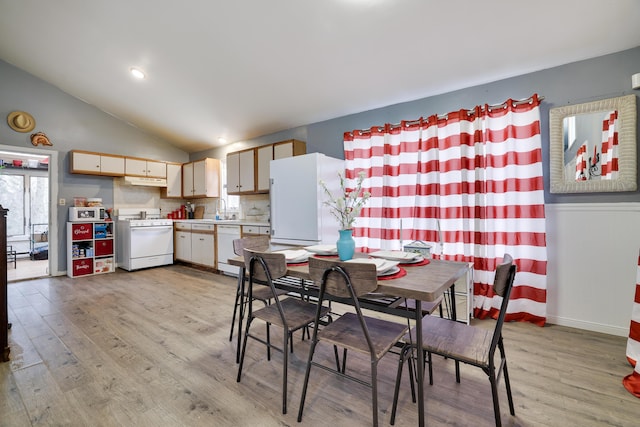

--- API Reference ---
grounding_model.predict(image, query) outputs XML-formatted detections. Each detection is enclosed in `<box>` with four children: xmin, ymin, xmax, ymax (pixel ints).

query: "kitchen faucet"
<box><xmin>217</xmin><ymin>198</ymin><xmax>227</xmax><ymax>220</ymax></box>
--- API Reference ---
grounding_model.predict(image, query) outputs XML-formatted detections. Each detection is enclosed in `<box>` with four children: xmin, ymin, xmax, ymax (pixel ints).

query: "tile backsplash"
<box><xmin>114</xmin><ymin>180</ymin><xmax>270</xmax><ymax>221</ymax></box>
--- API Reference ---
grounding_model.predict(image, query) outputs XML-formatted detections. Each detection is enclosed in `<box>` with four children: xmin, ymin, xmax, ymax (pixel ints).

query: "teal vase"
<box><xmin>337</xmin><ymin>229</ymin><xmax>355</xmax><ymax>261</ymax></box>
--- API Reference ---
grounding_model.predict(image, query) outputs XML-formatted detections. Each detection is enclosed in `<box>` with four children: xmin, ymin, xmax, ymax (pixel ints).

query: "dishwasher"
<box><xmin>217</xmin><ymin>224</ymin><xmax>241</xmax><ymax>275</ymax></box>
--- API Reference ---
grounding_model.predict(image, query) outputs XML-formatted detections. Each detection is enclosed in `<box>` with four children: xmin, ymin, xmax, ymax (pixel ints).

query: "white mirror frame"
<box><xmin>549</xmin><ymin>94</ymin><xmax>637</xmax><ymax>193</ymax></box>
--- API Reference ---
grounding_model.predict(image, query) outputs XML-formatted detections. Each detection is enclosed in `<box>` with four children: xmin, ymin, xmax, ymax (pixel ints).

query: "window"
<box><xmin>0</xmin><ymin>174</ymin><xmax>25</xmax><ymax>237</ymax></box>
<box><xmin>0</xmin><ymin>169</ymin><xmax>48</xmax><ymax>238</ymax></box>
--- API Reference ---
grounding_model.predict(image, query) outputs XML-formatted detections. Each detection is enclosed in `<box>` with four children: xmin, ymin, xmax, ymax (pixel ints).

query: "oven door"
<box><xmin>130</xmin><ymin>225</ymin><xmax>174</xmax><ymax>258</ymax></box>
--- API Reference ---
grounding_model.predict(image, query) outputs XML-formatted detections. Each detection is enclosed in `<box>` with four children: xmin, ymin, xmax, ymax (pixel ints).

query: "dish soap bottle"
<box><xmin>215</xmin><ymin>210</ymin><xmax>220</xmax><ymax>220</ymax></box>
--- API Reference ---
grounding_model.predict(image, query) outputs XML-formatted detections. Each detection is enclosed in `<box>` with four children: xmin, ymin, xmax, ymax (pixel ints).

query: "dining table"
<box><xmin>228</xmin><ymin>249</ymin><xmax>471</xmax><ymax>427</ymax></box>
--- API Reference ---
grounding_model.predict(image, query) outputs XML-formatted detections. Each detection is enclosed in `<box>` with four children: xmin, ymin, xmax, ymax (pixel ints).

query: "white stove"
<box><xmin>117</xmin><ymin>208</ymin><xmax>174</xmax><ymax>271</ymax></box>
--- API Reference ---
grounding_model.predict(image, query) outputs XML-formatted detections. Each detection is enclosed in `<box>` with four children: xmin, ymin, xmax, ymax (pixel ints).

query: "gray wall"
<box><xmin>2</xmin><ymin>46</ymin><xmax>639</xmax><ymax>274</ymax></box>
<box><xmin>197</xmin><ymin>46</ymin><xmax>640</xmax><ymax>204</ymax></box>
<box><xmin>0</xmin><ymin>59</ymin><xmax>189</xmax><ymax>272</ymax></box>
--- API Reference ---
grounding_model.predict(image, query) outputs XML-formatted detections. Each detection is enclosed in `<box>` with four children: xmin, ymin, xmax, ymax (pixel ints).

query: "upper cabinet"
<box><xmin>125</xmin><ymin>157</ymin><xmax>167</xmax><ymax>178</ymax></box>
<box><xmin>163</xmin><ymin>162</ymin><xmax>183</xmax><ymax>198</ymax></box>
<box><xmin>227</xmin><ymin>139</ymin><xmax>306</xmax><ymax>195</ymax></box>
<box><xmin>183</xmin><ymin>158</ymin><xmax>220</xmax><ymax>198</ymax></box>
<box><xmin>256</xmin><ymin>145</ymin><xmax>273</xmax><ymax>192</ymax></box>
<box><xmin>227</xmin><ymin>149</ymin><xmax>255</xmax><ymax>194</ymax></box>
<box><xmin>273</xmin><ymin>139</ymin><xmax>306</xmax><ymax>160</ymax></box>
<box><xmin>70</xmin><ymin>150</ymin><xmax>125</xmax><ymax>176</ymax></box>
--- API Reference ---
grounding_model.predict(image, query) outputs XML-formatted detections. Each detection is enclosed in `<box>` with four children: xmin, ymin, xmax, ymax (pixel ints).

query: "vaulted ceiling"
<box><xmin>1</xmin><ymin>0</ymin><xmax>639</xmax><ymax>152</ymax></box>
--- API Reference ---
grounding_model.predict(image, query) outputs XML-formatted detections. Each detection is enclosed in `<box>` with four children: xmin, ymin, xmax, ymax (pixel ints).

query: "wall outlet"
<box><xmin>59</xmin><ymin>198</ymin><xmax>66</xmax><ymax>206</ymax></box>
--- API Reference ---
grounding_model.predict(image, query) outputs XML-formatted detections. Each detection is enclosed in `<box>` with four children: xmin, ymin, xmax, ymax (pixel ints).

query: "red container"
<box><xmin>72</xmin><ymin>259</ymin><xmax>93</xmax><ymax>276</ymax></box>
<box><xmin>71</xmin><ymin>223</ymin><xmax>93</xmax><ymax>240</ymax></box>
<box><xmin>95</xmin><ymin>240</ymin><xmax>113</xmax><ymax>256</ymax></box>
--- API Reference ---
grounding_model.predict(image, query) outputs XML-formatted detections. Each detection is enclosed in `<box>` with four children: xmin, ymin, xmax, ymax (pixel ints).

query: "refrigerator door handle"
<box><xmin>270</xmin><ymin>177</ymin><xmax>276</xmax><ymax>237</ymax></box>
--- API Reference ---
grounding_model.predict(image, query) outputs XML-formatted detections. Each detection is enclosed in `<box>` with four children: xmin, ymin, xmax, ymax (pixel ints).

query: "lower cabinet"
<box><xmin>174</xmin><ymin>222</ymin><xmax>216</xmax><ymax>268</ymax></box>
<box><xmin>175</xmin><ymin>226</ymin><xmax>192</xmax><ymax>262</ymax></box>
<box><xmin>191</xmin><ymin>224</ymin><xmax>216</xmax><ymax>268</ymax></box>
<box><xmin>241</xmin><ymin>225</ymin><xmax>270</xmax><ymax>236</ymax></box>
<box><xmin>67</xmin><ymin>221</ymin><xmax>115</xmax><ymax>278</ymax></box>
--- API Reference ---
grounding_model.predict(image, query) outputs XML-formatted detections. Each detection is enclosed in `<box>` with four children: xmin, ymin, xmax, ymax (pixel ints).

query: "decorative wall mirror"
<box><xmin>549</xmin><ymin>94</ymin><xmax>637</xmax><ymax>193</ymax></box>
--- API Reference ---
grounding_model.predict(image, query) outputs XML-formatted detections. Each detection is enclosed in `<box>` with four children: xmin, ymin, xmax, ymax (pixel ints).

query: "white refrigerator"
<box><xmin>270</xmin><ymin>153</ymin><xmax>344</xmax><ymax>246</ymax></box>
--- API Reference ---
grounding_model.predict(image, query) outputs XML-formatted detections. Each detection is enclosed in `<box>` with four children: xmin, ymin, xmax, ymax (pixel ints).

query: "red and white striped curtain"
<box><xmin>344</xmin><ymin>94</ymin><xmax>547</xmax><ymax>325</ymax></box>
<box><xmin>624</xmin><ymin>251</ymin><xmax>640</xmax><ymax>397</ymax></box>
<box><xmin>600</xmin><ymin>111</ymin><xmax>619</xmax><ymax>180</ymax></box>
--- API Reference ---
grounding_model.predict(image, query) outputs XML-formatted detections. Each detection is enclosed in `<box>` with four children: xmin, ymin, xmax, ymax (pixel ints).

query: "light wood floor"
<box><xmin>1</xmin><ymin>265</ymin><xmax>638</xmax><ymax>426</ymax></box>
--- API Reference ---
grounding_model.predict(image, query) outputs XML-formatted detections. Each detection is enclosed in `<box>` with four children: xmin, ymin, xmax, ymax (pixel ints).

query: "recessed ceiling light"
<box><xmin>217</xmin><ymin>137</ymin><xmax>227</xmax><ymax>144</ymax></box>
<box><xmin>130</xmin><ymin>67</ymin><xmax>146</xmax><ymax>79</ymax></box>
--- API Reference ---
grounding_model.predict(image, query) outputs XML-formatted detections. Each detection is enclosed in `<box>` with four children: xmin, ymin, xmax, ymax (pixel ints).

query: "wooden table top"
<box><xmin>229</xmin><ymin>252</ymin><xmax>470</xmax><ymax>303</ymax></box>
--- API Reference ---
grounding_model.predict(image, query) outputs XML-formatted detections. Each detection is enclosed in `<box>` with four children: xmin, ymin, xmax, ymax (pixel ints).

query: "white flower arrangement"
<box><xmin>320</xmin><ymin>171</ymin><xmax>371</xmax><ymax>230</ymax></box>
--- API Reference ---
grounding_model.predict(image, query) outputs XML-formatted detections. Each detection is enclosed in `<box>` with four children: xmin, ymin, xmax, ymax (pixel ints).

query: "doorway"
<box><xmin>1</xmin><ymin>147</ymin><xmax>52</xmax><ymax>281</ymax></box>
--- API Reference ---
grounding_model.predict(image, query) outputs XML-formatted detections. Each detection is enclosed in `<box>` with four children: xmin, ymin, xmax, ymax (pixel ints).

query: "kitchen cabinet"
<box><xmin>273</xmin><ymin>139</ymin><xmax>306</xmax><ymax>160</ymax></box>
<box><xmin>67</xmin><ymin>221</ymin><xmax>115</xmax><ymax>278</ymax></box>
<box><xmin>227</xmin><ymin>140</ymin><xmax>306</xmax><ymax>195</ymax></box>
<box><xmin>70</xmin><ymin>150</ymin><xmax>125</xmax><ymax>176</ymax></box>
<box><xmin>174</xmin><ymin>222</ymin><xmax>216</xmax><ymax>268</ymax></box>
<box><xmin>182</xmin><ymin>158</ymin><xmax>221</xmax><ymax>198</ymax></box>
<box><xmin>256</xmin><ymin>145</ymin><xmax>273</xmax><ymax>192</ymax></box>
<box><xmin>227</xmin><ymin>149</ymin><xmax>255</xmax><ymax>194</ymax></box>
<box><xmin>174</xmin><ymin>223</ymin><xmax>192</xmax><ymax>262</ymax></box>
<box><xmin>242</xmin><ymin>225</ymin><xmax>270</xmax><ymax>236</ymax></box>
<box><xmin>163</xmin><ymin>162</ymin><xmax>182</xmax><ymax>198</ymax></box>
<box><xmin>125</xmin><ymin>157</ymin><xmax>167</xmax><ymax>178</ymax></box>
<box><xmin>191</xmin><ymin>224</ymin><xmax>216</xmax><ymax>268</ymax></box>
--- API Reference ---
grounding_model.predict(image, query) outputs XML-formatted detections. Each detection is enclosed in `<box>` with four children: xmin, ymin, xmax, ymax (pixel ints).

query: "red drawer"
<box><xmin>71</xmin><ymin>223</ymin><xmax>93</xmax><ymax>241</ymax></box>
<box><xmin>95</xmin><ymin>239</ymin><xmax>113</xmax><ymax>256</ymax></box>
<box><xmin>72</xmin><ymin>258</ymin><xmax>93</xmax><ymax>276</ymax></box>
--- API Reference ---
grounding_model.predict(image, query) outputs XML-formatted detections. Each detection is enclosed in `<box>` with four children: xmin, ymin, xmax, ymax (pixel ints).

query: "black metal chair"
<box><xmin>7</xmin><ymin>245</ymin><xmax>16</xmax><ymax>269</ymax></box>
<box><xmin>297</xmin><ymin>256</ymin><xmax>409</xmax><ymax>427</ymax></box>
<box><xmin>236</xmin><ymin>249</ymin><xmax>330</xmax><ymax>415</ymax></box>
<box><xmin>390</xmin><ymin>254</ymin><xmax>517</xmax><ymax>427</ymax></box>
<box><xmin>228</xmin><ymin>236</ymin><xmax>286</xmax><ymax>347</ymax></box>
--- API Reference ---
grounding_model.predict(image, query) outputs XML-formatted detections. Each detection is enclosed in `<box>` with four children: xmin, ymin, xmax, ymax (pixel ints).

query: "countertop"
<box><xmin>172</xmin><ymin>219</ymin><xmax>270</xmax><ymax>227</ymax></box>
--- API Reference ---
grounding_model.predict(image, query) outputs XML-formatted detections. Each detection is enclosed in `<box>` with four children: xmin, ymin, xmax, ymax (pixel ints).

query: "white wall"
<box><xmin>546</xmin><ymin>203</ymin><xmax>639</xmax><ymax>336</ymax></box>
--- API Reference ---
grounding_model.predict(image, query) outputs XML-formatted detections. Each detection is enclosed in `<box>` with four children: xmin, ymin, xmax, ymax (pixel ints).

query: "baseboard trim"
<box><xmin>547</xmin><ymin>315</ymin><xmax>629</xmax><ymax>337</ymax></box>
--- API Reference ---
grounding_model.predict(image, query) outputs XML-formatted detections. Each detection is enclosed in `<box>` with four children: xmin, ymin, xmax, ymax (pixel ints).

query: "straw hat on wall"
<box><xmin>7</xmin><ymin>111</ymin><xmax>36</xmax><ymax>133</ymax></box>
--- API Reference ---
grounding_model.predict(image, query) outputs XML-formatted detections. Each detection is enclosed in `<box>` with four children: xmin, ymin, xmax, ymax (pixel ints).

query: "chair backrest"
<box><xmin>489</xmin><ymin>254</ymin><xmax>517</xmax><ymax>353</ymax></box>
<box><xmin>242</xmin><ymin>248</ymin><xmax>288</xmax><ymax>282</ymax></box>
<box><xmin>308</xmin><ymin>257</ymin><xmax>378</xmax><ymax>299</ymax></box>
<box><xmin>233</xmin><ymin>236</ymin><xmax>270</xmax><ymax>257</ymax></box>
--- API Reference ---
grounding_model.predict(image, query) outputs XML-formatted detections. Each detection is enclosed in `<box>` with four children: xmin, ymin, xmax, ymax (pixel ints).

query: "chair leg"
<box><xmin>236</xmin><ymin>316</ymin><xmax>253</xmax><ymax>382</ymax></box>
<box><xmin>340</xmin><ymin>348</ymin><xmax>348</xmax><ymax>374</ymax></box>
<box><xmin>282</xmin><ymin>328</ymin><xmax>288</xmax><ymax>414</ymax></box>
<box><xmin>297</xmin><ymin>336</ymin><xmax>319</xmax><ymax>422</ymax></box>
<box><xmin>489</xmin><ymin>369</ymin><xmax>502</xmax><ymax>427</ymax></box>
<box><xmin>266</xmin><ymin>322</ymin><xmax>271</xmax><ymax>360</ymax></box>
<box><xmin>333</xmin><ymin>345</ymin><xmax>341</xmax><ymax>371</ymax></box>
<box><xmin>408</xmin><ymin>351</ymin><xmax>417</xmax><ymax>401</ymax></box>
<box><xmin>391</xmin><ymin>346</ymin><xmax>435</xmax><ymax>426</ymax></box>
<box><xmin>371</xmin><ymin>360</ymin><xmax>379</xmax><ymax>427</ymax></box>
<box><xmin>229</xmin><ymin>280</ymin><xmax>242</xmax><ymax>341</ymax></box>
<box><xmin>390</xmin><ymin>344</ymin><xmax>412</xmax><ymax>426</ymax></box>
<box><xmin>499</xmin><ymin>340</ymin><xmax>515</xmax><ymax>416</ymax></box>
